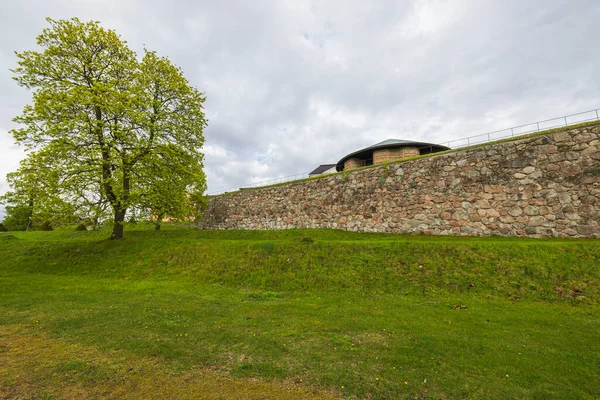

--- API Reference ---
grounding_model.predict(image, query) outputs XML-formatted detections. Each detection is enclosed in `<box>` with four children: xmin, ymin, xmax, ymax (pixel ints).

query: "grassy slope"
<box><xmin>1</xmin><ymin>225</ymin><xmax>599</xmax><ymax>399</ymax></box>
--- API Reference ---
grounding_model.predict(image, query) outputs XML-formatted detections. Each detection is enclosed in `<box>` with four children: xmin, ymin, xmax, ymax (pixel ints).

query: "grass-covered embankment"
<box><xmin>1</xmin><ymin>225</ymin><xmax>599</xmax><ymax>399</ymax></box>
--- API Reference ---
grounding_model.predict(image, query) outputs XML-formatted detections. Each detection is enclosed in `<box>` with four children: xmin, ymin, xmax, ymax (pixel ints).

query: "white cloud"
<box><xmin>401</xmin><ymin>0</ymin><xmax>468</xmax><ymax>38</ymax></box>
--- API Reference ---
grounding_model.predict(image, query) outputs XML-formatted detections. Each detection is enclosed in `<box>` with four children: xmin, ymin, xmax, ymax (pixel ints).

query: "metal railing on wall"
<box><xmin>209</xmin><ymin>172</ymin><xmax>311</xmax><ymax>195</ymax></box>
<box><xmin>208</xmin><ymin>108</ymin><xmax>600</xmax><ymax>195</ymax></box>
<box><xmin>440</xmin><ymin>108</ymin><xmax>600</xmax><ymax>148</ymax></box>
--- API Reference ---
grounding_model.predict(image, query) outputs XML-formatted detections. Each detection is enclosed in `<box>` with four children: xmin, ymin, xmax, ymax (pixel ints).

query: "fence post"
<box><xmin>564</xmin><ymin>116</ymin><xmax>568</xmax><ymax>126</ymax></box>
<box><xmin>596</xmin><ymin>109</ymin><xmax>599</xmax><ymax>120</ymax></box>
<box><xmin>536</xmin><ymin>122</ymin><xmax>540</xmax><ymax>132</ymax></box>
<box><xmin>511</xmin><ymin>128</ymin><xmax>514</xmax><ymax>137</ymax></box>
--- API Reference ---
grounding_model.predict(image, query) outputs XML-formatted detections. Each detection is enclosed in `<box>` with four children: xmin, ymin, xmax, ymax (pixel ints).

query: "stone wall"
<box><xmin>344</xmin><ymin>157</ymin><xmax>361</xmax><ymax>170</ymax></box>
<box><xmin>373</xmin><ymin>147</ymin><xmax>419</xmax><ymax>164</ymax></box>
<box><xmin>200</xmin><ymin>123</ymin><xmax>600</xmax><ymax>237</ymax></box>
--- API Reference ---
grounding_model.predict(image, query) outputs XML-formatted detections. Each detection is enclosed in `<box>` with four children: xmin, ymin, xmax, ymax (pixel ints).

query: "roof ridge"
<box><xmin>367</xmin><ymin>138</ymin><xmax>414</xmax><ymax>148</ymax></box>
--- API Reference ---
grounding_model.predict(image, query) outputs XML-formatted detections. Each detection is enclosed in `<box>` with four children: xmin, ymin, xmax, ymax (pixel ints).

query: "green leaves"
<box><xmin>7</xmin><ymin>17</ymin><xmax>208</xmax><ymax>238</ymax></box>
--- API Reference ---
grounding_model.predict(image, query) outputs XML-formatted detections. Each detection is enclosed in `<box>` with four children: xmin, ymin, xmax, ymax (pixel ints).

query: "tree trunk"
<box><xmin>111</xmin><ymin>208</ymin><xmax>126</xmax><ymax>239</ymax></box>
<box><xmin>25</xmin><ymin>198</ymin><xmax>34</xmax><ymax>232</ymax></box>
<box><xmin>111</xmin><ymin>169</ymin><xmax>131</xmax><ymax>240</ymax></box>
<box><xmin>155</xmin><ymin>213</ymin><xmax>164</xmax><ymax>231</ymax></box>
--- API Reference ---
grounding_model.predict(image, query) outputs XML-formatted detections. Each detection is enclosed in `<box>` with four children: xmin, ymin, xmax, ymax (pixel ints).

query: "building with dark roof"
<box><xmin>335</xmin><ymin>139</ymin><xmax>450</xmax><ymax>171</ymax></box>
<box><xmin>309</xmin><ymin>164</ymin><xmax>337</xmax><ymax>177</ymax></box>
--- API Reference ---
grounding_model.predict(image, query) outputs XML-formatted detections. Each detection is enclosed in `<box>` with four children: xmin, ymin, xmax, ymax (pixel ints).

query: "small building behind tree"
<box><xmin>309</xmin><ymin>139</ymin><xmax>450</xmax><ymax>175</ymax></box>
<box><xmin>308</xmin><ymin>164</ymin><xmax>337</xmax><ymax>177</ymax></box>
<box><xmin>335</xmin><ymin>139</ymin><xmax>450</xmax><ymax>171</ymax></box>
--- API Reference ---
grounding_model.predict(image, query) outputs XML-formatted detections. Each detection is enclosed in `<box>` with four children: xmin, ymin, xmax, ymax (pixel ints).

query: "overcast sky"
<box><xmin>1</xmin><ymin>0</ymin><xmax>600</xmax><ymax>216</ymax></box>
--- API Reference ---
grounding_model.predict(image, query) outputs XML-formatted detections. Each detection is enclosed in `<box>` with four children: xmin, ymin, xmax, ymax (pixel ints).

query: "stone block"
<box><xmin>477</xmin><ymin>209</ymin><xmax>500</xmax><ymax>217</ymax></box>
<box><xmin>374</xmin><ymin>147</ymin><xmax>419</xmax><ymax>164</ymax></box>
<box><xmin>523</xmin><ymin>205</ymin><xmax>540</xmax><ymax>216</ymax></box>
<box><xmin>562</xmin><ymin>164</ymin><xmax>581</xmax><ymax>176</ymax></box>
<box><xmin>553</xmin><ymin>132</ymin><xmax>572</xmax><ymax>142</ymax></box>
<box><xmin>344</xmin><ymin>157</ymin><xmax>362</xmax><ymax>170</ymax></box>
<box><xmin>528</xmin><ymin>216</ymin><xmax>546</xmax><ymax>227</ymax></box>
<box><xmin>484</xmin><ymin>184</ymin><xmax>503</xmax><ymax>193</ymax></box>
<box><xmin>474</xmin><ymin>199</ymin><xmax>491</xmax><ymax>209</ymax></box>
<box><xmin>558</xmin><ymin>192</ymin><xmax>572</xmax><ymax>204</ymax></box>
<box><xmin>581</xmin><ymin>196</ymin><xmax>597</xmax><ymax>205</ymax></box>
<box><xmin>508</xmin><ymin>206</ymin><xmax>523</xmax><ymax>217</ymax></box>
<box><xmin>577</xmin><ymin>225</ymin><xmax>598</xmax><ymax>235</ymax></box>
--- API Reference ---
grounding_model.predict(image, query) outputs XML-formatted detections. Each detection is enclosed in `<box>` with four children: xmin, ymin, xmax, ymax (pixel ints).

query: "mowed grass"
<box><xmin>0</xmin><ymin>225</ymin><xmax>599</xmax><ymax>399</ymax></box>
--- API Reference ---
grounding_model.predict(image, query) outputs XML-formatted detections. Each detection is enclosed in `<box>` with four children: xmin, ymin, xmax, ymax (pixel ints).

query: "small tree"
<box><xmin>0</xmin><ymin>151</ymin><xmax>75</xmax><ymax>230</ymax></box>
<box><xmin>10</xmin><ymin>18</ymin><xmax>207</xmax><ymax>239</ymax></box>
<box><xmin>1</xmin><ymin>205</ymin><xmax>33</xmax><ymax>231</ymax></box>
<box><xmin>136</xmin><ymin>145</ymin><xmax>206</xmax><ymax>230</ymax></box>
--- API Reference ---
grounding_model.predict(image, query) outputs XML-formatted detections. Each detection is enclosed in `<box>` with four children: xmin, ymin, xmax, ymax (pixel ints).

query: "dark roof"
<box><xmin>309</xmin><ymin>164</ymin><xmax>337</xmax><ymax>175</ymax></box>
<box><xmin>336</xmin><ymin>139</ymin><xmax>450</xmax><ymax>171</ymax></box>
<box><xmin>365</xmin><ymin>139</ymin><xmax>417</xmax><ymax>148</ymax></box>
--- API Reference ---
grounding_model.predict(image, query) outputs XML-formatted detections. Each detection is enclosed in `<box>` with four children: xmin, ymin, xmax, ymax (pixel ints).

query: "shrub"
<box><xmin>299</xmin><ymin>235</ymin><xmax>314</xmax><ymax>244</ymax></box>
<box><xmin>75</xmin><ymin>223</ymin><xmax>87</xmax><ymax>231</ymax></box>
<box><xmin>0</xmin><ymin>223</ymin><xmax>8</xmax><ymax>232</ymax></box>
<box><xmin>39</xmin><ymin>221</ymin><xmax>54</xmax><ymax>231</ymax></box>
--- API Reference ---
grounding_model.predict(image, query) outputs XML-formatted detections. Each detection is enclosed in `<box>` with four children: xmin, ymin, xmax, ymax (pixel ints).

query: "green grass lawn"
<box><xmin>1</xmin><ymin>225</ymin><xmax>599</xmax><ymax>399</ymax></box>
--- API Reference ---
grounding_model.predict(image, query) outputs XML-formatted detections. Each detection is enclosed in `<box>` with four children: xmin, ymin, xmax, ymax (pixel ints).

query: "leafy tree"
<box><xmin>0</xmin><ymin>151</ymin><xmax>76</xmax><ymax>229</ymax></box>
<box><xmin>10</xmin><ymin>18</ymin><xmax>207</xmax><ymax>239</ymax></box>
<box><xmin>1</xmin><ymin>205</ymin><xmax>32</xmax><ymax>231</ymax></box>
<box><xmin>136</xmin><ymin>145</ymin><xmax>206</xmax><ymax>230</ymax></box>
